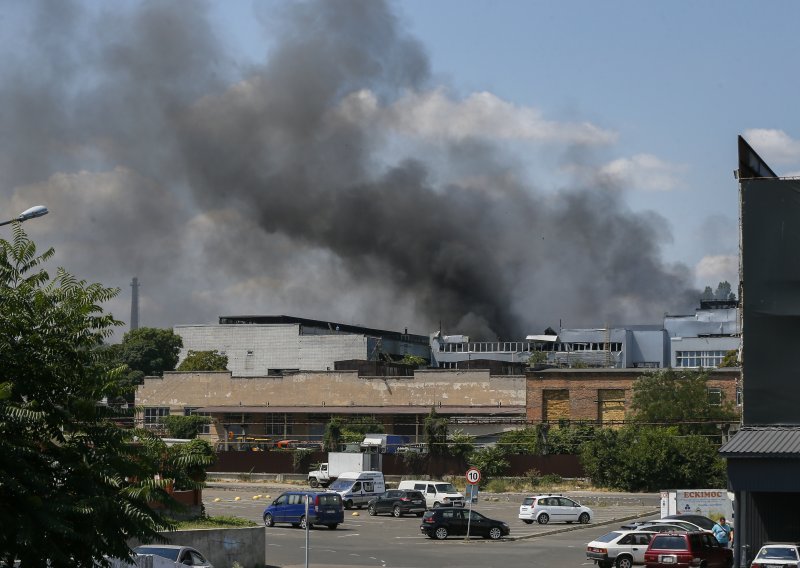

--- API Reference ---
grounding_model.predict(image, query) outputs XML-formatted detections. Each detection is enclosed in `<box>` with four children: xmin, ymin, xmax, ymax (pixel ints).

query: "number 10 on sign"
<box><xmin>466</xmin><ymin>467</ymin><xmax>481</xmax><ymax>485</ymax></box>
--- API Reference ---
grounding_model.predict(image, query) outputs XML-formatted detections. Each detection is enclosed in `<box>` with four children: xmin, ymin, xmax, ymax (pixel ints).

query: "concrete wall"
<box><xmin>130</xmin><ymin>527</ymin><xmax>265</xmax><ymax>568</ymax></box>
<box><xmin>138</xmin><ymin>369</ymin><xmax>525</xmax><ymax>410</ymax></box>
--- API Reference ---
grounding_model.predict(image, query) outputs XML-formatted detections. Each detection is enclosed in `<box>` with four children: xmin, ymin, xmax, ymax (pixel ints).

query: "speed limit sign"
<box><xmin>465</xmin><ymin>467</ymin><xmax>481</xmax><ymax>485</ymax></box>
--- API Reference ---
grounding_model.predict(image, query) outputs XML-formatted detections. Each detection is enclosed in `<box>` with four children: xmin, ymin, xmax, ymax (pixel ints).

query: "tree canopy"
<box><xmin>0</xmin><ymin>226</ymin><xmax>174</xmax><ymax>566</ymax></box>
<box><xmin>176</xmin><ymin>349</ymin><xmax>228</xmax><ymax>372</ymax></box>
<box><xmin>630</xmin><ymin>369</ymin><xmax>738</xmax><ymax>436</ymax></box>
<box><xmin>115</xmin><ymin>327</ymin><xmax>183</xmax><ymax>377</ymax></box>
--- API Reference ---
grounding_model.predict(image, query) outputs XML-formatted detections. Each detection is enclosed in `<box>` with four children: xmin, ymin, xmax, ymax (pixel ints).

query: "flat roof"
<box><xmin>196</xmin><ymin>405</ymin><xmax>524</xmax><ymax>416</ymax></box>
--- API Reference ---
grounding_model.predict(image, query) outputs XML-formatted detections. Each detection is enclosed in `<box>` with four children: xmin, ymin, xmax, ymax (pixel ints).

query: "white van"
<box><xmin>327</xmin><ymin>471</ymin><xmax>386</xmax><ymax>509</ymax></box>
<box><xmin>397</xmin><ymin>479</ymin><xmax>464</xmax><ymax>508</ymax></box>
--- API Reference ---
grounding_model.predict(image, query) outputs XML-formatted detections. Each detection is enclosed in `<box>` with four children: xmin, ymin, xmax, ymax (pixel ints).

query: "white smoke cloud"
<box><xmin>695</xmin><ymin>254</ymin><xmax>738</xmax><ymax>288</ymax></box>
<box><xmin>339</xmin><ymin>88</ymin><xmax>618</xmax><ymax>145</ymax></box>
<box><xmin>743</xmin><ymin>128</ymin><xmax>800</xmax><ymax>166</ymax></box>
<box><xmin>599</xmin><ymin>154</ymin><xmax>686</xmax><ymax>192</ymax></box>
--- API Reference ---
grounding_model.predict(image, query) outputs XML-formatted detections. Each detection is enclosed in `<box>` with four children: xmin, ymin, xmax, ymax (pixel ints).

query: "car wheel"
<box><xmin>309</xmin><ymin>478</ymin><xmax>319</xmax><ymax>488</ymax></box>
<box><xmin>327</xmin><ymin>524</ymin><xmax>338</xmax><ymax>530</ymax></box>
<box><xmin>488</xmin><ymin>527</ymin><xmax>502</xmax><ymax>540</ymax></box>
<box><xmin>393</xmin><ymin>506</ymin><xmax>402</xmax><ymax>518</ymax></box>
<box><xmin>345</xmin><ymin>499</ymin><xmax>353</xmax><ymax>510</ymax></box>
<box><xmin>522</xmin><ymin>519</ymin><xmax>534</xmax><ymax>525</ymax></box>
<box><xmin>434</xmin><ymin>526</ymin><xmax>448</xmax><ymax>540</ymax></box>
<box><xmin>263</xmin><ymin>513</ymin><xmax>274</xmax><ymax>527</ymax></box>
<box><xmin>299</xmin><ymin>516</ymin><xmax>308</xmax><ymax>530</ymax></box>
<box><xmin>579</xmin><ymin>512</ymin><xmax>590</xmax><ymax>524</ymax></box>
<box><xmin>537</xmin><ymin>513</ymin><xmax>549</xmax><ymax>525</ymax></box>
<box><xmin>616</xmin><ymin>555</ymin><xmax>633</xmax><ymax>568</ymax></box>
<box><xmin>433</xmin><ymin>501</ymin><xmax>441</xmax><ymax>508</ymax></box>
<box><xmin>368</xmin><ymin>504</ymin><xmax>377</xmax><ymax>516</ymax></box>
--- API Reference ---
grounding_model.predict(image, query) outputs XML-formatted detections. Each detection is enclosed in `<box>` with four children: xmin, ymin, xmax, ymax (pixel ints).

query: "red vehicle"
<box><xmin>644</xmin><ymin>532</ymin><xmax>733</xmax><ymax>568</ymax></box>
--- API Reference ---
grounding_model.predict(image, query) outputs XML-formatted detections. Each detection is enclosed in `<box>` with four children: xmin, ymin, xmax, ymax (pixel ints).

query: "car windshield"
<box><xmin>435</xmin><ymin>483</ymin><xmax>457</xmax><ymax>493</ymax></box>
<box><xmin>328</xmin><ymin>480</ymin><xmax>353</xmax><ymax>491</ymax></box>
<box><xmin>134</xmin><ymin>547</ymin><xmax>180</xmax><ymax>561</ymax></box>
<box><xmin>522</xmin><ymin>497</ymin><xmax>534</xmax><ymax>506</ymax></box>
<box><xmin>594</xmin><ymin>532</ymin><xmax>623</xmax><ymax>543</ymax></box>
<box><xmin>317</xmin><ymin>494</ymin><xmax>341</xmax><ymax>506</ymax></box>
<box><xmin>757</xmin><ymin>547</ymin><xmax>799</xmax><ymax>560</ymax></box>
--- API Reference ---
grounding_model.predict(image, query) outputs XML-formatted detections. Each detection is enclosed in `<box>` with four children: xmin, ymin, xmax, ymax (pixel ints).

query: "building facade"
<box><xmin>174</xmin><ymin>315</ymin><xmax>430</xmax><ymax>377</ymax></box>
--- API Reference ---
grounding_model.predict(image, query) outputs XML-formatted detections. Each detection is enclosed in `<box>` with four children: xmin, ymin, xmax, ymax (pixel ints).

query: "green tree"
<box><xmin>630</xmin><ymin>369</ymin><xmax>738</xmax><ymax>436</ymax></box>
<box><xmin>447</xmin><ymin>429</ymin><xmax>475</xmax><ymax>460</ymax></box>
<box><xmin>117</xmin><ymin>327</ymin><xmax>183</xmax><ymax>379</ymax></box>
<box><xmin>160</xmin><ymin>414</ymin><xmax>212</xmax><ymax>439</ymax></box>
<box><xmin>323</xmin><ymin>417</ymin><xmax>345</xmax><ymax>451</ymax></box>
<box><xmin>546</xmin><ymin>421</ymin><xmax>599</xmax><ymax>454</ymax></box>
<box><xmin>497</xmin><ymin>426</ymin><xmax>542</xmax><ymax>454</ymax></box>
<box><xmin>0</xmin><ymin>226</ymin><xmax>173</xmax><ymax>566</ymax></box>
<box><xmin>718</xmin><ymin>350</ymin><xmax>740</xmax><ymax>368</ymax></box>
<box><xmin>714</xmin><ymin>281</ymin><xmax>734</xmax><ymax>301</ymax></box>
<box><xmin>424</xmin><ymin>407</ymin><xmax>449</xmax><ymax>457</ymax></box>
<box><xmin>700</xmin><ymin>286</ymin><xmax>714</xmax><ymax>300</ymax></box>
<box><xmin>527</xmin><ymin>351</ymin><xmax>547</xmax><ymax>367</ymax></box>
<box><xmin>581</xmin><ymin>425</ymin><xmax>726</xmax><ymax>491</ymax></box>
<box><xmin>468</xmin><ymin>446</ymin><xmax>509</xmax><ymax>487</ymax></box>
<box><xmin>177</xmin><ymin>350</ymin><xmax>228</xmax><ymax>372</ymax></box>
<box><xmin>398</xmin><ymin>354</ymin><xmax>427</xmax><ymax>368</ymax></box>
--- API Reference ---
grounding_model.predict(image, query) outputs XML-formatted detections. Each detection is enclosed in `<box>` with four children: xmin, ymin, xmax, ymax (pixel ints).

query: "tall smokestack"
<box><xmin>130</xmin><ymin>277</ymin><xmax>140</xmax><ymax>331</ymax></box>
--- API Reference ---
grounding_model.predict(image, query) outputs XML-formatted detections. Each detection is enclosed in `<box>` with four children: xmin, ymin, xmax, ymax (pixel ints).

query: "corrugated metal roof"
<box><xmin>719</xmin><ymin>426</ymin><xmax>800</xmax><ymax>456</ymax></box>
<box><xmin>196</xmin><ymin>405</ymin><xmax>524</xmax><ymax>416</ymax></box>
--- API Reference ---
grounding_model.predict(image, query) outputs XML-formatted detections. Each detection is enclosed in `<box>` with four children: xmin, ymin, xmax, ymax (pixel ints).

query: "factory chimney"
<box><xmin>130</xmin><ymin>277</ymin><xmax>140</xmax><ymax>331</ymax></box>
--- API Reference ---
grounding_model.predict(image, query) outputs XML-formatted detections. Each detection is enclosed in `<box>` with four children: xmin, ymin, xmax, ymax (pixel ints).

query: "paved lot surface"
<box><xmin>203</xmin><ymin>482</ymin><xmax>661</xmax><ymax>567</ymax></box>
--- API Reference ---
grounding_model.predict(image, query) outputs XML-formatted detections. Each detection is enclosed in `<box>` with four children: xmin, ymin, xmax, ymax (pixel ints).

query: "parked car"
<box><xmin>419</xmin><ymin>506</ymin><xmax>510</xmax><ymax>540</ymax></box>
<box><xmin>263</xmin><ymin>490</ymin><xmax>344</xmax><ymax>529</ymax></box>
<box><xmin>367</xmin><ymin>489</ymin><xmax>427</xmax><ymax>517</ymax></box>
<box><xmin>398</xmin><ymin>479</ymin><xmax>464</xmax><ymax>508</ymax></box>
<box><xmin>133</xmin><ymin>545</ymin><xmax>213</xmax><ymax>567</ymax></box>
<box><xmin>644</xmin><ymin>531</ymin><xmax>733</xmax><ymax>568</ymax></box>
<box><xmin>750</xmin><ymin>543</ymin><xmax>800</xmax><ymax>568</ymax></box>
<box><xmin>518</xmin><ymin>494</ymin><xmax>593</xmax><ymax>525</ymax></box>
<box><xmin>635</xmin><ymin>519</ymin><xmax>705</xmax><ymax>532</ymax></box>
<box><xmin>586</xmin><ymin>530</ymin><xmax>656</xmax><ymax>568</ymax></box>
<box><xmin>661</xmin><ymin>514</ymin><xmax>717</xmax><ymax>531</ymax></box>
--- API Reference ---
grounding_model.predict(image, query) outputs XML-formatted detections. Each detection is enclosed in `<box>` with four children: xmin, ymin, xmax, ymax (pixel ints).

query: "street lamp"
<box><xmin>0</xmin><ymin>205</ymin><xmax>49</xmax><ymax>227</ymax></box>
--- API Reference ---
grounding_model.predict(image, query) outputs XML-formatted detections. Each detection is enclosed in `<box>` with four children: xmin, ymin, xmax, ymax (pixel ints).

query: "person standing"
<box><xmin>712</xmin><ymin>516</ymin><xmax>733</xmax><ymax>547</ymax></box>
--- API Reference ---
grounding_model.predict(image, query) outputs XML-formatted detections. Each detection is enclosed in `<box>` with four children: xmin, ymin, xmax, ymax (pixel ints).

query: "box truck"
<box><xmin>660</xmin><ymin>489</ymin><xmax>734</xmax><ymax>521</ymax></box>
<box><xmin>308</xmin><ymin>452</ymin><xmax>380</xmax><ymax>487</ymax></box>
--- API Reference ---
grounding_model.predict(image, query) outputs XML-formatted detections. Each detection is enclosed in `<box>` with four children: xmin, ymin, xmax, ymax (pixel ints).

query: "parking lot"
<box><xmin>203</xmin><ymin>483</ymin><xmax>660</xmax><ymax>567</ymax></box>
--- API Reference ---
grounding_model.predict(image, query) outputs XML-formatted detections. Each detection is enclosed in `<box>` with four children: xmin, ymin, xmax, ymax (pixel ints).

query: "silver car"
<box><xmin>586</xmin><ymin>530</ymin><xmax>656</xmax><ymax>568</ymax></box>
<box><xmin>133</xmin><ymin>545</ymin><xmax>213</xmax><ymax>567</ymax></box>
<box><xmin>519</xmin><ymin>494</ymin><xmax>593</xmax><ymax>525</ymax></box>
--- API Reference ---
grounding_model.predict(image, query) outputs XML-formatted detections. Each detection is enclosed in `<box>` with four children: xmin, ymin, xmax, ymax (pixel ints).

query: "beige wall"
<box><xmin>137</xmin><ymin>369</ymin><xmax>525</xmax><ymax>410</ymax></box>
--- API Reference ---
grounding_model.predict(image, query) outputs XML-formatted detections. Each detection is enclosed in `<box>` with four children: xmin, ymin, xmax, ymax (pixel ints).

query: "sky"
<box><xmin>3</xmin><ymin>0</ymin><xmax>800</xmax><ymax>342</ymax></box>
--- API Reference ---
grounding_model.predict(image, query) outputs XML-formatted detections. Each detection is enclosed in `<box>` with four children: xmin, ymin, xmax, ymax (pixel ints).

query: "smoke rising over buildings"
<box><xmin>2</xmin><ymin>0</ymin><xmax>698</xmax><ymax>340</ymax></box>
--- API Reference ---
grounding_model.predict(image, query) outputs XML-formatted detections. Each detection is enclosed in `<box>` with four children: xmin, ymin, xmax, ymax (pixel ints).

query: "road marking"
<box><xmin>338</xmin><ymin>533</ymin><xmax>361</xmax><ymax>538</ymax></box>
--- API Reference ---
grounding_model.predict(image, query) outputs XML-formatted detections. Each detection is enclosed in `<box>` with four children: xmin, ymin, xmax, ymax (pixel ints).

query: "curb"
<box><xmin>506</xmin><ymin>510</ymin><xmax>660</xmax><ymax>541</ymax></box>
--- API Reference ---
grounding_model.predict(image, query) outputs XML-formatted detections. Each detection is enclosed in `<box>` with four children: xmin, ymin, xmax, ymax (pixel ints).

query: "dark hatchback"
<box><xmin>367</xmin><ymin>489</ymin><xmax>427</xmax><ymax>517</ymax></box>
<box><xmin>420</xmin><ymin>506</ymin><xmax>510</xmax><ymax>540</ymax></box>
<box><xmin>644</xmin><ymin>531</ymin><xmax>733</xmax><ymax>568</ymax></box>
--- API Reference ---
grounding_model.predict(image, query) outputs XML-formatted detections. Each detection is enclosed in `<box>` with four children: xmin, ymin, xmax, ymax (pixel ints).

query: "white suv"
<box><xmin>518</xmin><ymin>494</ymin><xmax>593</xmax><ymax>525</ymax></box>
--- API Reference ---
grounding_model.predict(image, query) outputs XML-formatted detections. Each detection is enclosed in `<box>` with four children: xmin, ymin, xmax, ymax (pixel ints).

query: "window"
<box><xmin>676</xmin><ymin>350</ymin><xmax>727</xmax><ymax>368</ymax></box>
<box><xmin>265</xmin><ymin>413</ymin><xmax>291</xmax><ymax>436</ymax></box>
<box><xmin>143</xmin><ymin>407</ymin><xmax>169</xmax><ymax>429</ymax></box>
<box><xmin>184</xmin><ymin>407</ymin><xmax>210</xmax><ymax>434</ymax></box>
<box><xmin>707</xmin><ymin>388</ymin><xmax>723</xmax><ymax>406</ymax></box>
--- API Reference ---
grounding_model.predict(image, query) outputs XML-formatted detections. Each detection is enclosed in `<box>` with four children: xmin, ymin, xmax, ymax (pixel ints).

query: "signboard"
<box><xmin>465</xmin><ymin>467</ymin><xmax>481</xmax><ymax>485</ymax></box>
<box><xmin>465</xmin><ymin>483</ymin><xmax>479</xmax><ymax>503</ymax></box>
<box><xmin>660</xmin><ymin>489</ymin><xmax>734</xmax><ymax>522</ymax></box>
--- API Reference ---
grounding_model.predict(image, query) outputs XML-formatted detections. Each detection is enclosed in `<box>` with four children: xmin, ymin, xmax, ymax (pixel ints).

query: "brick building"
<box><xmin>526</xmin><ymin>367</ymin><xmax>740</xmax><ymax>424</ymax></box>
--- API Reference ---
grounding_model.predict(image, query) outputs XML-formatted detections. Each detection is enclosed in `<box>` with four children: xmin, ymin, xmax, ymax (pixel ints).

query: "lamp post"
<box><xmin>0</xmin><ymin>205</ymin><xmax>49</xmax><ymax>227</ymax></box>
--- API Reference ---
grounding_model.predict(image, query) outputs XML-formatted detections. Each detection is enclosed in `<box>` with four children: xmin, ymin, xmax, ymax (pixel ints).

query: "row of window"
<box><xmin>675</xmin><ymin>350</ymin><xmax>728</xmax><ymax>368</ymax></box>
<box><xmin>438</xmin><ymin>342</ymin><xmax>623</xmax><ymax>353</ymax></box>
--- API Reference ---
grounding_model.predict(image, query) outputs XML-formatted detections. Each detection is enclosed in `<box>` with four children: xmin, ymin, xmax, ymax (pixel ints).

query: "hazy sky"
<box><xmin>3</xmin><ymin>0</ymin><xmax>798</xmax><ymax>341</ymax></box>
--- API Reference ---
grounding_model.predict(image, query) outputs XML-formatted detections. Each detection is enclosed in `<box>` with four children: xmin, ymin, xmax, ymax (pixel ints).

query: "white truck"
<box><xmin>660</xmin><ymin>489</ymin><xmax>734</xmax><ymax>521</ymax></box>
<box><xmin>308</xmin><ymin>452</ymin><xmax>380</xmax><ymax>487</ymax></box>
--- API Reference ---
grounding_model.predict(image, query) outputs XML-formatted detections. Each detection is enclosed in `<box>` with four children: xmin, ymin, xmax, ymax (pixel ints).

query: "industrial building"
<box><xmin>174</xmin><ymin>315</ymin><xmax>430</xmax><ymax>377</ymax></box>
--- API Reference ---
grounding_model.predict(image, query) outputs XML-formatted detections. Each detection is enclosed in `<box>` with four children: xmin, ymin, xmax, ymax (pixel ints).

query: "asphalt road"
<box><xmin>203</xmin><ymin>483</ymin><xmax>660</xmax><ymax>568</ymax></box>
